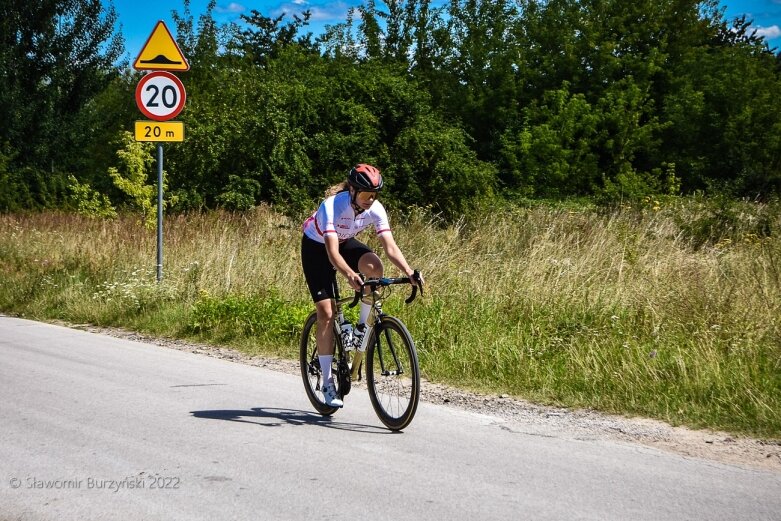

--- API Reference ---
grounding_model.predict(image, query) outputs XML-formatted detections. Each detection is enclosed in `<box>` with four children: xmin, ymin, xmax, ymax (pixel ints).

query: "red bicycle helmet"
<box><xmin>348</xmin><ymin>164</ymin><xmax>384</xmax><ymax>191</ymax></box>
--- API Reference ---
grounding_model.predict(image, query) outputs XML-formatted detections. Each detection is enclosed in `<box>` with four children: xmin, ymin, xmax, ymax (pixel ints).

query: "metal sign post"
<box><xmin>157</xmin><ymin>144</ymin><xmax>164</xmax><ymax>282</ymax></box>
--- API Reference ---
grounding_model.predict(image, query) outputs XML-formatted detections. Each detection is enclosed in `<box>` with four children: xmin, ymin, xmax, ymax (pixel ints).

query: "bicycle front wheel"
<box><xmin>300</xmin><ymin>311</ymin><xmax>339</xmax><ymax>416</ymax></box>
<box><xmin>366</xmin><ymin>316</ymin><xmax>420</xmax><ymax>431</ymax></box>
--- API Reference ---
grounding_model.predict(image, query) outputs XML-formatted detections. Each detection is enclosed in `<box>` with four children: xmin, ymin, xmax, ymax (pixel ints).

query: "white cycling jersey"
<box><xmin>302</xmin><ymin>190</ymin><xmax>391</xmax><ymax>244</ymax></box>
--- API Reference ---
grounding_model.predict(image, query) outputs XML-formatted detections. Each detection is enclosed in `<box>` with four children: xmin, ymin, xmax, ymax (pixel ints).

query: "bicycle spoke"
<box><xmin>382</xmin><ymin>326</ymin><xmax>405</xmax><ymax>375</ymax></box>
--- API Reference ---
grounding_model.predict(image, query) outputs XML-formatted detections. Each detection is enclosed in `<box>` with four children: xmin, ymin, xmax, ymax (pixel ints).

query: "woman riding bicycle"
<box><xmin>301</xmin><ymin>163</ymin><xmax>424</xmax><ymax>408</ymax></box>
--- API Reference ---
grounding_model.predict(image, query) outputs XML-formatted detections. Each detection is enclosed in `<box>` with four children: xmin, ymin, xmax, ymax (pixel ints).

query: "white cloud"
<box><xmin>308</xmin><ymin>6</ymin><xmax>352</xmax><ymax>22</ymax></box>
<box><xmin>215</xmin><ymin>2</ymin><xmax>247</xmax><ymax>14</ymax></box>
<box><xmin>755</xmin><ymin>25</ymin><xmax>781</xmax><ymax>40</ymax></box>
<box><xmin>273</xmin><ymin>1</ymin><xmax>352</xmax><ymax>22</ymax></box>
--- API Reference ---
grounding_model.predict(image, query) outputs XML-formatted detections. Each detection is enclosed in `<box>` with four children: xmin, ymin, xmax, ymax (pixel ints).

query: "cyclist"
<box><xmin>301</xmin><ymin>163</ymin><xmax>424</xmax><ymax>407</ymax></box>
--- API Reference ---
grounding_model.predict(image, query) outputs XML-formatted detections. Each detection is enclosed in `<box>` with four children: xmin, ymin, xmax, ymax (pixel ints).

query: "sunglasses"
<box><xmin>355</xmin><ymin>191</ymin><xmax>379</xmax><ymax>202</ymax></box>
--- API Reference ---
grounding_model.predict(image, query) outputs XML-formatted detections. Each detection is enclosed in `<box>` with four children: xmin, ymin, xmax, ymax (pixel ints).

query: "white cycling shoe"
<box><xmin>321</xmin><ymin>379</ymin><xmax>344</xmax><ymax>408</ymax></box>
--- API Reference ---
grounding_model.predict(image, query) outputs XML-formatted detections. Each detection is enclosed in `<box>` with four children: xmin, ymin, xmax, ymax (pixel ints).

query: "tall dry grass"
<box><xmin>1</xmin><ymin>198</ymin><xmax>779</xmax><ymax>437</ymax></box>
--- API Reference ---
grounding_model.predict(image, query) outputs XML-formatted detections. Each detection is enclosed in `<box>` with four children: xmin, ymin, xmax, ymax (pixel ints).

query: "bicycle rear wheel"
<box><xmin>300</xmin><ymin>311</ymin><xmax>340</xmax><ymax>415</ymax></box>
<box><xmin>366</xmin><ymin>316</ymin><xmax>420</xmax><ymax>431</ymax></box>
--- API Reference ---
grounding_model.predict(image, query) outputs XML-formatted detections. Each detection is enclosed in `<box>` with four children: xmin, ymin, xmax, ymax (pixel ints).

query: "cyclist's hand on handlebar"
<box><xmin>346</xmin><ymin>271</ymin><xmax>364</xmax><ymax>292</ymax></box>
<box><xmin>409</xmin><ymin>269</ymin><xmax>424</xmax><ymax>290</ymax></box>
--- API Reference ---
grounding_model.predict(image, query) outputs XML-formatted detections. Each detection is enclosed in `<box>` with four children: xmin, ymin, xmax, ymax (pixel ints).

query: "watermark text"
<box><xmin>8</xmin><ymin>474</ymin><xmax>181</xmax><ymax>493</ymax></box>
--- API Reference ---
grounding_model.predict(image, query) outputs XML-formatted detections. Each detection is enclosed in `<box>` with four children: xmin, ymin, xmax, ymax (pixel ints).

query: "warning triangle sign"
<box><xmin>133</xmin><ymin>21</ymin><xmax>190</xmax><ymax>71</ymax></box>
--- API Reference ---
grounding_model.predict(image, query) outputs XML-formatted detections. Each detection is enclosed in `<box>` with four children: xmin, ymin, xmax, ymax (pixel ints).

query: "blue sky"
<box><xmin>110</xmin><ymin>0</ymin><xmax>781</xmax><ymax>63</ymax></box>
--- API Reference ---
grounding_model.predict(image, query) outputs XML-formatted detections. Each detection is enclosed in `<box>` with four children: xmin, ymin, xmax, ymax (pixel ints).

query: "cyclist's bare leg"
<box><xmin>315</xmin><ymin>298</ymin><xmax>340</xmax><ymax>394</ymax></box>
<box><xmin>315</xmin><ymin>299</ymin><xmax>336</xmax><ymax>356</ymax></box>
<box><xmin>314</xmin><ymin>298</ymin><xmax>343</xmax><ymax>406</ymax></box>
<box><xmin>358</xmin><ymin>252</ymin><xmax>383</xmax><ymax>278</ymax></box>
<box><xmin>357</xmin><ymin>252</ymin><xmax>383</xmax><ymax>326</ymax></box>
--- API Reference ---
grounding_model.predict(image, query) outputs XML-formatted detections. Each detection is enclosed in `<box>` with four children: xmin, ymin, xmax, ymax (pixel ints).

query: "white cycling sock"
<box><xmin>359</xmin><ymin>301</ymin><xmax>371</xmax><ymax>325</ymax></box>
<box><xmin>319</xmin><ymin>355</ymin><xmax>333</xmax><ymax>384</ymax></box>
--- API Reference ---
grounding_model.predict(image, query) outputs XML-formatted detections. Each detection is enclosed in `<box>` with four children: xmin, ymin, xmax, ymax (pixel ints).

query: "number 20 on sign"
<box><xmin>136</xmin><ymin>71</ymin><xmax>186</xmax><ymax>121</ymax></box>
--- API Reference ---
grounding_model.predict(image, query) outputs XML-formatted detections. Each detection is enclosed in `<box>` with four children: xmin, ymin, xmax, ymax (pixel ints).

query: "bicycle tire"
<box><xmin>299</xmin><ymin>311</ymin><xmax>339</xmax><ymax>416</ymax></box>
<box><xmin>366</xmin><ymin>316</ymin><xmax>420</xmax><ymax>431</ymax></box>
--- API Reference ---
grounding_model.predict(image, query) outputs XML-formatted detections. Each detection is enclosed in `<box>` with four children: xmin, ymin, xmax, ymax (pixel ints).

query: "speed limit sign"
<box><xmin>135</xmin><ymin>71</ymin><xmax>186</xmax><ymax>121</ymax></box>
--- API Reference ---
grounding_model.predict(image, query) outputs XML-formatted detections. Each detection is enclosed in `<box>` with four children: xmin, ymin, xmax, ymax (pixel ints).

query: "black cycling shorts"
<box><xmin>301</xmin><ymin>235</ymin><xmax>373</xmax><ymax>302</ymax></box>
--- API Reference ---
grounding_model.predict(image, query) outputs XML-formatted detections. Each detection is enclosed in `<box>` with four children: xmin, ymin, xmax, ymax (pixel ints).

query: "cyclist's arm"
<box><xmin>324</xmin><ymin>234</ymin><xmax>363</xmax><ymax>291</ymax></box>
<box><xmin>378</xmin><ymin>232</ymin><xmax>423</xmax><ymax>286</ymax></box>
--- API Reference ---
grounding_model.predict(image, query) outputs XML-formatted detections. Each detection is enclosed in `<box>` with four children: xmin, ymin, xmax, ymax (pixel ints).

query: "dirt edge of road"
<box><xmin>67</xmin><ymin>323</ymin><xmax>780</xmax><ymax>472</ymax></box>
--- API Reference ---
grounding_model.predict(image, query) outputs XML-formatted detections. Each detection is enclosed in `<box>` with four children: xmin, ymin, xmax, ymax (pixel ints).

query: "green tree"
<box><xmin>496</xmin><ymin>0</ymin><xmax>781</xmax><ymax>199</ymax></box>
<box><xmin>500</xmin><ymin>85</ymin><xmax>601</xmax><ymax>198</ymax></box>
<box><xmin>658</xmin><ymin>9</ymin><xmax>781</xmax><ymax>194</ymax></box>
<box><xmin>438</xmin><ymin>0</ymin><xmax>521</xmax><ymax>160</ymax></box>
<box><xmin>0</xmin><ymin>0</ymin><xmax>123</xmax><ymax>172</ymax></box>
<box><xmin>108</xmin><ymin>131</ymin><xmax>164</xmax><ymax>228</ymax></box>
<box><xmin>231</xmin><ymin>4</ymin><xmax>315</xmax><ymax>66</ymax></box>
<box><xmin>73</xmin><ymin>69</ymin><xmax>139</xmax><ymax>195</ymax></box>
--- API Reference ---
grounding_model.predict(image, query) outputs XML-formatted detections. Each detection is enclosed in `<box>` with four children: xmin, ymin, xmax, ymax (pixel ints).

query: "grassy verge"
<box><xmin>1</xmin><ymin>198</ymin><xmax>779</xmax><ymax>438</ymax></box>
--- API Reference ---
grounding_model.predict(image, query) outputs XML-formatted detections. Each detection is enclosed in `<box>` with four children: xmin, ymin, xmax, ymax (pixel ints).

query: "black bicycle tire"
<box><xmin>366</xmin><ymin>316</ymin><xmax>421</xmax><ymax>431</ymax></box>
<box><xmin>299</xmin><ymin>311</ymin><xmax>339</xmax><ymax>416</ymax></box>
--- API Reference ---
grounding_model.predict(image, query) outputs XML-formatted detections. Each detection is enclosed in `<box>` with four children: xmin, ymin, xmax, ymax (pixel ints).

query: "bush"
<box><xmin>216</xmin><ymin>175</ymin><xmax>261</xmax><ymax>211</ymax></box>
<box><xmin>0</xmin><ymin>165</ymin><xmax>69</xmax><ymax>212</ymax></box>
<box><xmin>66</xmin><ymin>175</ymin><xmax>117</xmax><ymax>218</ymax></box>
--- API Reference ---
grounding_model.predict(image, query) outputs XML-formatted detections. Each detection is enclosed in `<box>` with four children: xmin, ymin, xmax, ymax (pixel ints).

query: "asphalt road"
<box><xmin>1</xmin><ymin>316</ymin><xmax>779</xmax><ymax>521</ymax></box>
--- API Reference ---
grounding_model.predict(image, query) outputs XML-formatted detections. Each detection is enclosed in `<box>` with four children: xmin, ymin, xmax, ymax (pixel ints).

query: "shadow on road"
<box><xmin>190</xmin><ymin>407</ymin><xmax>391</xmax><ymax>434</ymax></box>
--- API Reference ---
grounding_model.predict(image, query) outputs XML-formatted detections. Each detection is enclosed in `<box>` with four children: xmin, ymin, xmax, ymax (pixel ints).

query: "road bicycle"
<box><xmin>299</xmin><ymin>275</ymin><xmax>422</xmax><ymax>431</ymax></box>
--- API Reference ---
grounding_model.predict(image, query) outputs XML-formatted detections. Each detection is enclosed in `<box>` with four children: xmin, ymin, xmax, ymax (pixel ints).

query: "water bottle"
<box><xmin>355</xmin><ymin>324</ymin><xmax>371</xmax><ymax>353</ymax></box>
<box><xmin>350</xmin><ymin>324</ymin><xmax>372</xmax><ymax>381</ymax></box>
<box><xmin>340</xmin><ymin>320</ymin><xmax>354</xmax><ymax>351</ymax></box>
